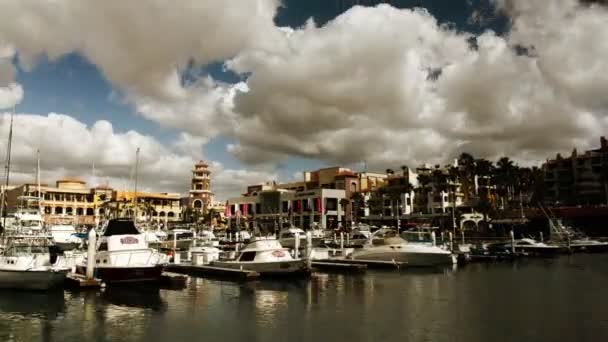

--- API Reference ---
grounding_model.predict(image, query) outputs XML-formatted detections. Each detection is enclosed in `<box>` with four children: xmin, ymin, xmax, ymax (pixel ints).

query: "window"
<box><xmin>86</xmin><ymin>208</ymin><xmax>94</xmax><ymax>215</ymax></box>
<box><xmin>239</xmin><ymin>251</ymin><xmax>256</xmax><ymax>262</ymax></box>
<box><xmin>76</xmin><ymin>208</ymin><xmax>84</xmax><ymax>216</ymax></box>
<box><xmin>406</xmin><ymin>198</ymin><xmax>411</xmax><ymax>205</ymax></box>
<box><xmin>55</xmin><ymin>207</ymin><xmax>63</xmax><ymax>214</ymax></box>
<box><xmin>193</xmin><ymin>200</ymin><xmax>202</xmax><ymax>209</ymax></box>
<box><xmin>196</xmin><ymin>184</ymin><xmax>203</xmax><ymax>190</ymax></box>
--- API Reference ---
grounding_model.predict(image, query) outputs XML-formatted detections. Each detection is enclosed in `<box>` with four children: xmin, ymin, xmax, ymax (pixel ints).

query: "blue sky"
<box><xmin>11</xmin><ymin>0</ymin><xmax>504</xmax><ymax>181</ymax></box>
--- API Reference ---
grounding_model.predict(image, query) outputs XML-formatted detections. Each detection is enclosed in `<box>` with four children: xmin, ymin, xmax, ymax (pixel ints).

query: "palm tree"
<box><xmin>386</xmin><ymin>180</ymin><xmax>413</xmax><ymax>231</ymax></box>
<box><xmin>401</xmin><ymin>165</ymin><xmax>409</xmax><ymax>176</ymax></box>
<box><xmin>416</xmin><ymin>173</ymin><xmax>432</xmax><ymax>213</ymax></box>
<box><xmin>496</xmin><ymin>157</ymin><xmax>517</xmax><ymax>207</ymax></box>
<box><xmin>458</xmin><ymin>153</ymin><xmax>476</xmax><ymax>202</ymax></box>
<box><xmin>350</xmin><ymin>192</ymin><xmax>365</xmax><ymax>224</ymax></box>
<box><xmin>385</xmin><ymin>168</ymin><xmax>394</xmax><ymax>176</ymax></box>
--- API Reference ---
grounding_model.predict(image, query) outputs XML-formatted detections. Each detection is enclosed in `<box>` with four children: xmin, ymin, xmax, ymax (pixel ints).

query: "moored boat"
<box><xmin>0</xmin><ymin>236</ymin><xmax>69</xmax><ymax>290</ymax></box>
<box><xmin>350</xmin><ymin>228</ymin><xmax>455</xmax><ymax>267</ymax></box>
<box><xmin>75</xmin><ymin>218</ymin><xmax>166</xmax><ymax>284</ymax></box>
<box><xmin>212</xmin><ymin>238</ymin><xmax>309</xmax><ymax>276</ymax></box>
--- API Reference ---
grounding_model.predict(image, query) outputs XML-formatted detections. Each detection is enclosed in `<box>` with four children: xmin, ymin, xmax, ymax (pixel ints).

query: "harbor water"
<box><xmin>1</xmin><ymin>254</ymin><xmax>607</xmax><ymax>342</ymax></box>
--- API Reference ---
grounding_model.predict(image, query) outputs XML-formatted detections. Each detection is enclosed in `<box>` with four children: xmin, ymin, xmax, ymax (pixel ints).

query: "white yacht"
<box><xmin>0</xmin><ymin>236</ymin><xmax>69</xmax><ymax>290</ymax></box>
<box><xmin>278</xmin><ymin>227</ymin><xmax>308</xmax><ymax>248</ymax></box>
<box><xmin>197</xmin><ymin>230</ymin><xmax>220</xmax><ymax>247</ymax></box>
<box><xmin>350</xmin><ymin>229</ymin><xmax>456</xmax><ymax>267</ymax></box>
<box><xmin>510</xmin><ymin>238</ymin><xmax>562</xmax><ymax>256</ymax></box>
<box><xmin>278</xmin><ymin>226</ymin><xmax>323</xmax><ymax>248</ymax></box>
<box><xmin>75</xmin><ymin>218</ymin><xmax>167</xmax><ymax>284</ymax></box>
<box><xmin>161</xmin><ymin>229</ymin><xmax>194</xmax><ymax>251</ymax></box>
<box><xmin>212</xmin><ymin>238</ymin><xmax>309</xmax><ymax>275</ymax></box>
<box><xmin>48</xmin><ymin>224</ymin><xmax>82</xmax><ymax>251</ymax></box>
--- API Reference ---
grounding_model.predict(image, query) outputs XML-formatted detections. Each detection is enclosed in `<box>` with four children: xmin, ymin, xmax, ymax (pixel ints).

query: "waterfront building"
<box><xmin>114</xmin><ymin>190</ymin><xmax>181</xmax><ymax>223</ymax></box>
<box><xmin>6</xmin><ymin>179</ymin><xmax>100</xmax><ymax>225</ymax></box>
<box><xmin>544</xmin><ymin>136</ymin><xmax>608</xmax><ymax>205</ymax></box>
<box><xmin>227</xmin><ymin>188</ymin><xmax>347</xmax><ymax>230</ymax></box>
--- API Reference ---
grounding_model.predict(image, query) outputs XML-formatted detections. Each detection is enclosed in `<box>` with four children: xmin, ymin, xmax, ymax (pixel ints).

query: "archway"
<box><xmin>193</xmin><ymin>200</ymin><xmax>202</xmax><ymax>209</ymax></box>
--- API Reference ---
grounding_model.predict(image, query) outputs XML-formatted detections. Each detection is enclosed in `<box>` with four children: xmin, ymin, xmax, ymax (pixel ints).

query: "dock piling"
<box><xmin>86</xmin><ymin>228</ymin><xmax>96</xmax><ymax>280</ymax></box>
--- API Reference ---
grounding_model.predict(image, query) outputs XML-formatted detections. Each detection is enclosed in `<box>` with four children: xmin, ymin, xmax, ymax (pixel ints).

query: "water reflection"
<box><xmin>1</xmin><ymin>256</ymin><xmax>607</xmax><ymax>341</ymax></box>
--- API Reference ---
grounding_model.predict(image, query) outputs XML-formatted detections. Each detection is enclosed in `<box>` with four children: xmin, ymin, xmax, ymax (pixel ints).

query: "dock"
<box><xmin>64</xmin><ymin>273</ymin><xmax>104</xmax><ymax>289</ymax></box>
<box><xmin>315</xmin><ymin>258</ymin><xmax>407</xmax><ymax>270</ymax></box>
<box><xmin>165</xmin><ymin>263</ymin><xmax>259</xmax><ymax>282</ymax></box>
<box><xmin>159</xmin><ymin>272</ymin><xmax>188</xmax><ymax>289</ymax></box>
<box><xmin>311</xmin><ymin>261</ymin><xmax>367</xmax><ymax>273</ymax></box>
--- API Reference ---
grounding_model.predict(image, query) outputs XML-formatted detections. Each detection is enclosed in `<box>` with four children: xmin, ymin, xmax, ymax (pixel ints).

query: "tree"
<box><xmin>385</xmin><ymin>168</ymin><xmax>394</xmax><ymax>176</ymax></box>
<box><xmin>458</xmin><ymin>153</ymin><xmax>476</xmax><ymax>202</ymax></box>
<box><xmin>350</xmin><ymin>192</ymin><xmax>365</xmax><ymax>224</ymax></box>
<box><xmin>495</xmin><ymin>157</ymin><xmax>517</xmax><ymax>207</ymax></box>
<box><xmin>385</xmin><ymin>180</ymin><xmax>413</xmax><ymax>230</ymax></box>
<box><xmin>401</xmin><ymin>165</ymin><xmax>409</xmax><ymax>176</ymax></box>
<box><xmin>416</xmin><ymin>173</ymin><xmax>432</xmax><ymax>213</ymax></box>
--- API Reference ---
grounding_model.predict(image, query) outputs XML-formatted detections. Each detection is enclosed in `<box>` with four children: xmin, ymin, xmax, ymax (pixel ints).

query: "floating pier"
<box><xmin>311</xmin><ymin>261</ymin><xmax>367</xmax><ymax>273</ymax></box>
<box><xmin>64</xmin><ymin>273</ymin><xmax>104</xmax><ymax>289</ymax></box>
<box><xmin>316</xmin><ymin>258</ymin><xmax>407</xmax><ymax>270</ymax></box>
<box><xmin>165</xmin><ymin>263</ymin><xmax>259</xmax><ymax>282</ymax></box>
<box><xmin>159</xmin><ymin>271</ymin><xmax>188</xmax><ymax>289</ymax></box>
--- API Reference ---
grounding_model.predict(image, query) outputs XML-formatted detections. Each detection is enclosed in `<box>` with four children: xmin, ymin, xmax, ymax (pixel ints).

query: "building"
<box><xmin>228</xmin><ymin>188</ymin><xmax>347</xmax><ymax>230</ymax></box>
<box><xmin>544</xmin><ymin>136</ymin><xmax>608</xmax><ymax>205</ymax></box>
<box><xmin>115</xmin><ymin>190</ymin><xmax>181</xmax><ymax>223</ymax></box>
<box><xmin>6</xmin><ymin>179</ymin><xmax>102</xmax><ymax>225</ymax></box>
<box><xmin>187</xmin><ymin>161</ymin><xmax>214</xmax><ymax>214</ymax></box>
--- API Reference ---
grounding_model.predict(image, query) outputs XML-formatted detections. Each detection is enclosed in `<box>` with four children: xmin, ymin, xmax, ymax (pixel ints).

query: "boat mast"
<box><xmin>1</xmin><ymin>107</ymin><xmax>15</xmax><ymax>230</ymax></box>
<box><xmin>37</xmin><ymin>149</ymin><xmax>41</xmax><ymax>213</ymax></box>
<box><xmin>133</xmin><ymin>147</ymin><xmax>140</xmax><ymax>220</ymax></box>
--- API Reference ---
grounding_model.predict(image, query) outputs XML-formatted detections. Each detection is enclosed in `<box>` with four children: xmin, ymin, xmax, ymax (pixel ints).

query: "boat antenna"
<box><xmin>1</xmin><ymin>106</ymin><xmax>15</xmax><ymax>230</ymax></box>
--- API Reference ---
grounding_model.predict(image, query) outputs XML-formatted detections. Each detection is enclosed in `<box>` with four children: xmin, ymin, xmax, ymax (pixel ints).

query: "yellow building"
<box><xmin>6</xmin><ymin>179</ymin><xmax>104</xmax><ymax>225</ymax></box>
<box><xmin>114</xmin><ymin>190</ymin><xmax>181</xmax><ymax>222</ymax></box>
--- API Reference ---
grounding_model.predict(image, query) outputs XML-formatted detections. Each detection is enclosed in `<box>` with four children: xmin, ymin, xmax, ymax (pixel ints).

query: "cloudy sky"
<box><xmin>0</xmin><ymin>0</ymin><xmax>607</xmax><ymax>200</ymax></box>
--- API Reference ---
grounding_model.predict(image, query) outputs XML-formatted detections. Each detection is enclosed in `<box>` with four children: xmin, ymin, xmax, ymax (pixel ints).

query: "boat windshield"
<box><xmin>20</xmin><ymin>220</ymin><xmax>42</xmax><ymax>228</ymax></box>
<box><xmin>4</xmin><ymin>245</ymin><xmax>49</xmax><ymax>256</ymax></box>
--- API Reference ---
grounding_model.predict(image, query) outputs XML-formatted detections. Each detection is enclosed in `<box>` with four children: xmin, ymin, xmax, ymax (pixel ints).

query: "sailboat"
<box><xmin>0</xmin><ymin>109</ymin><xmax>69</xmax><ymax>290</ymax></box>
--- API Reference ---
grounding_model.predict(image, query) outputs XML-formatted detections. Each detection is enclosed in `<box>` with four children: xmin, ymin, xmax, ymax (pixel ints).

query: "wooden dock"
<box><xmin>311</xmin><ymin>261</ymin><xmax>367</xmax><ymax>273</ymax></box>
<box><xmin>165</xmin><ymin>263</ymin><xmax>259</xmax><ymax>282</ymax></box>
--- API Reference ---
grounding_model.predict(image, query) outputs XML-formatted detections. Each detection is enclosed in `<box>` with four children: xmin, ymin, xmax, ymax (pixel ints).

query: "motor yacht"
<box><xmin>487</xmin><ymin>238</ymin><xmax>562</xmax><ymax>257</ymax></box>
<box><xmin>75</xmin><ymin>218</ymin><xmax>167</xmax><ymax>284</ymax></box>
<box><xmin>0</xmin><ymin>235</ymin><xmax>69</xmax><ymax>290</ymax></box>
<box><xmin>161</xmin><ymin>229</ymin><xmax>194</xmax><ymax>251</ymax></box>
<box><xmin>349</xmin><ymin>228</ymin><xmax>456</xmax><ymax>267</ymax></box>
<box><xmin>48</xmin><ymin>224</ymin><xmax>82</xmax><ymax>251</ymax></box>
<box><xmin>278</xmin><ymin>226</ymin><xmax>323</xmax><ymax>248</ymax></box>
<box><xmin>212</xmin><ymin>238</ymin><xmax>309</xmax><ymax>275</ymax></box>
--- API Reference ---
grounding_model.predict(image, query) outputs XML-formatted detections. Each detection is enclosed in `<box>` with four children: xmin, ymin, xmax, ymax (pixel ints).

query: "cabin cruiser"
<box><xmin>0</xmin><ymin>235</ymin><xmax>69</xmax><ymax>290</ymax></box>
<box><xmin>278</xmin><ymin>227</ymin><xmax>308</xmax><ymax>249</ymax></box>
<box><xmin>278</xmin><ymin>226</ymin><xmax>324</xmax><ymax>248</ymax></box>
<box><xmin>212</xmin><ymin>238</ymin><xmax>309</xmax><ymax>275</ymax></box>
<box><xmin>349</xmin><ymin>229</ymin><xmax>456</xmax><ymax>267</ymax></box>
<box><xmin>487</xmin><ymin>238</ymin><xmax>562</xmax><ymax>257</ymax></box>
<box><xmin>568</xmin><ymin>238</ymin><xmax>608</xmax><ymax>253</ymax></box>
<box><xmin>48</xmin><ymin>224</ymin><xmax>82</xmax><ymax>251</ymax></box>
<box><xmin>161</xmin><ymin>229</ymin><xmax>194</xmax><ymax>251</ymax></box>
<box><xmin>75</xmin><ymin>218</ymin><xmax>167</xmax><ymax>284</ymax></box>
<box><xmin>197</xmin><ymin>230</ymin><xmax>220</xmax><ymax>247</ymax></box>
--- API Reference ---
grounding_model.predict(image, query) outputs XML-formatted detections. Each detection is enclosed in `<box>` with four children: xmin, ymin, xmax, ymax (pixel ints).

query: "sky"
<box><xmin>0</xmin><ymin>0</ymin><xmax>608</xmax><ymax>200</ymax></box>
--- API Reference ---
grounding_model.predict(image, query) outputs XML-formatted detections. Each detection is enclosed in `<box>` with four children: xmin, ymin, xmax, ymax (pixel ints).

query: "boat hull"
<box><xmin>211</xmin><ymin>259</ymin><xmax>309</xmax><ymax>276</ymax></box>
<box><xmin>513</xmin><ymin>246</ymin><xmax>562</xmax><ymax>257</ymax></box>
<box><xmin>568</xmin><ymin>242</ymin><xmax>608</xmax><ymax>253</ymax></box>
<box><xmin>351</xmin><ymin>251</ymin><xmax>455</xmax><ymax>267</ymax></box>
<box><xmin>0</xmin><ymin>269</ymin><xmax>67</xmax><ymax>290</ymax></box>
<box><xmin>76</xmin><ymin>265</ymin><xmax>164</xmax><ymax>284</ymax></box>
